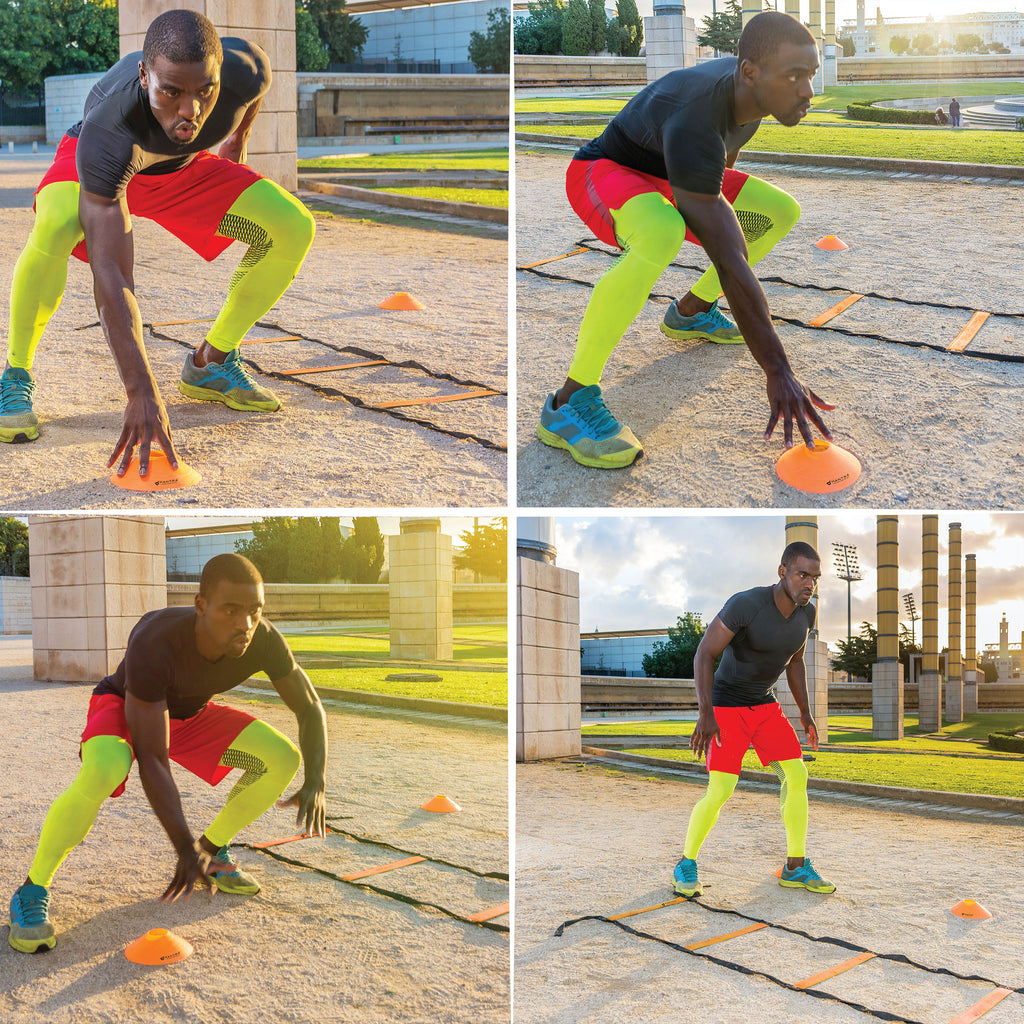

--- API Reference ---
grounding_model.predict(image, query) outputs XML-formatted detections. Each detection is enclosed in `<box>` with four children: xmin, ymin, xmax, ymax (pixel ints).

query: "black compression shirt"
<box><xmin>93</xmin><ymin>606</ymin><xmax>296</xmax><ymax>720</ymax></box>
<box><xmin>66</xmin><ymin>38</ymin><xmax>271</xmax><ymax>199</ymax></box>
<box><xmin>574</xmin><ymin>57</ymin><xmax>761</xmax><ymax>195</ymax></box>
<box><xmin>712</xmin><ymin>585</ymin><xmax>815</xmax><ymax>706</ymax></box>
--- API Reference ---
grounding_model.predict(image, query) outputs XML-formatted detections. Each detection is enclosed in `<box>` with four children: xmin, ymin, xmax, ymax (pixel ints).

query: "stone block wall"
<box><xmin>388</xmin><ymin>525</ymin><xmax>454</xmax><ymax>661</ymax></box>
<box><xmin>0</xmin><ymin>577</ymin><xmax>32</xmax><ymax>634</ymax></box>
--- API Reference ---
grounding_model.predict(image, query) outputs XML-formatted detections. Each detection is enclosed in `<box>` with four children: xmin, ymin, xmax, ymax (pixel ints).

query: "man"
<box><xmin>0</xmin><ymin>9</ymin><xmax>316</xmax><ymax>479</ymax></box>
<box><xmin>8</xmin><ymin>552</ymin><xmax>328</xmax><ymax>954</ymax></box>
<box><xmin>673</xmin><ymin>541</ymin><xmax>835</xmax><ymax>897</ymax></box>
<box><xmin>949</xmin><ymin>97</ymin><xmax>961</xmax><ymax>128</ymax></box>
<box><xmin>537</xmin><ymin>11</ymin><xmax>834</xmax><ymax>469</ymax></box>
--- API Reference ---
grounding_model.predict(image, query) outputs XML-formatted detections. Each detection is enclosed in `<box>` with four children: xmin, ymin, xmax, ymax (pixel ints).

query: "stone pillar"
<box><xmin>872</xmin><ymin>515</ymin><xmax>903</xmax><ymax>740</ymax></box>
<box><xmin>645</xmin><ymin>1</ymin><xmax>697</xmax><ymax>83</ymax></box>
<box><xmin>963</xmin><ymin>553</ymin><xmax>977</xmax><ymax>713</ymax></box>
<box><xmin>919</xmin><ymin>515</ymin><xmax>941</xmax><ymax>732</ymax></box>
<box><xmin>824</xmin><ymin>0</ymin><xmax>837</xmax><ymax>86</ymax></box>
<box><xmin>120</xmin><ymin>1</ymin><xmax>297</xmax><ymax>191</ymax></box>
<box><xmin>517</xmin><ymin>522</ymin><xmax>580</xmax><ymax>762</ymax></box>
<box><xmin>388</xmin><ymin>518</ymin><xmax>453</xmax><ymax>661</ymax></box>
<box><xmin>786</xmin><ymin>0</ymin><xmax>801</xmax><ymax>21</ymax></box>
<box><xmin>29</xmin><ymin>516</ymin><xmax>166</xmax><ymax>683</ymax></box>
<box><xmin>809</xmin><ymin>0</ymin><xmax>823</xmax><ymax>94</ymax></box>
<box><xmin>946</xmin><ymin>522</ymin><xmax>963</xmax><ymax>723</ymax></box>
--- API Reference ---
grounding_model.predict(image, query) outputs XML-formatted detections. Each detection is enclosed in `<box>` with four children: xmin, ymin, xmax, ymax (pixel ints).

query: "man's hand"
<box><xmin>800</xmin><ymin>714</ymin><xmax>819</xmax><ymax>752</ymax></box>
<box><xmin>161</xmin><ymin>843</ymin><xmax>223</xmax><ymax>903</ymax></box>
<box><xmin>277</xmin><ymin>782</ymin><xmax>326</xmax><ymax>837</ymax></box>
<box><xmin>108</xmin><ymin>389</ymin><xmax>179</xmax><ymax>478</ymax></box>
<box><xmin>764</xmin><ymin>368</ymin><xmax>835</xmax><ymax>450</ymax></box>
<box><xmin>217</xmin><ymin>133</ymin><xmax>245</xmax><ymax>164</ymax></box>
<box><xmin>689</xmin><ymin>712</ymin><xmax>722</xmax><ymax>761</ymax></box>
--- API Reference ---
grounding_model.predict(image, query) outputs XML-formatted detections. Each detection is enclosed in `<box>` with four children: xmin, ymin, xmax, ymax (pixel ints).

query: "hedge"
<box><xmin>987</xmin><ymin>725</ymin><xmax>1024</xmax><ymax>753</ymax></box>
<box><xmin>846</xmin><ymin>103</ymin><xmax>939</xmax><ymax>125</ymax></box>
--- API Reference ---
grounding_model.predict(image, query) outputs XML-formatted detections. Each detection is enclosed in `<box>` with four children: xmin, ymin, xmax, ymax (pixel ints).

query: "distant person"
<box><xmin>935</xmin><ymin>107</ymin><xmax>949</xmax><ymax>126</ymax></box>
<box><xmin>0</xmin><ymin>9</ymin><xmax>316</xmax><ymax>480</ymax></box>
<box><xmin>8</xmin><ymin>553</ymin><xmax>328</xmax><ymax>954</ymax></box>
<box><xmin>949</xmin><ymin>97</ymin><xmax>961</xmax><ymax>127</ymax></box>
<box><xmin>537</xmin><ymin>11</ymin><xmax>833</xmax><ymax>470</ymax></box>
<box><xmin>673</xmin><ymin>541</ymin><xmax>835</xmax><ymax>898</ymax></box>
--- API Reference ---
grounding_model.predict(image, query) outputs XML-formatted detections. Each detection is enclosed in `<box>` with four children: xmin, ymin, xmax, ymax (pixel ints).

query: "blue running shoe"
<box><xmin>536</xmin><ymin>385</ymin><xmax>642</xmax><ymax>468</ymax></box>
<box><xmin>779</xmin><ymin>859</ymin><xmax>835</xmax><ymax>894</ymax></box>
<box><xmin>660</xmin><ymin>299</ymin><xmax>744</xmax><ymax>344</ymax></box>
<box><xmin>672</xmin><ymin>857</ymin><xmax>702</xmax><ymax>897</ymax></box>
<box><xmin>178</xmin><ymin>349</ymin><xmax>281</xmax><ymax>412</ymax></box>
<box><xmin>9</xmin><ymin>884</ymin><xmax>56</xmax><ymax>953</ymax></box>
<box><xmin>208</xmin><ymin>845</ymin><xmax>261</xmax><ymax>895</ymax></box>
<box><xmin>0</xmin><ymin>366</ymin><xmax>39</xmax><ymax>443</ymax></box>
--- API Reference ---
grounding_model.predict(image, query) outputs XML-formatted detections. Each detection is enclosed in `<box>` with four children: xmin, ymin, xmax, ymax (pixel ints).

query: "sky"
<box><xmin>552</xmin><ymin>513</ymin><xmax>1024</xmax><ymax>653</ymax></box>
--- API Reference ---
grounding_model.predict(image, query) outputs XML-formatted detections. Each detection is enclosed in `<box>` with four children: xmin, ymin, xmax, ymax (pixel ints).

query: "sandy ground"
<box><xmin>516</xmin><ymin>145</ymin><xmax>1024</xmax><ymax>508</ymax></box>
<box><xmin>0</xmin><ymin>151</ymin><xmax>507</xmax><ymax>509</ymax></box>
<box><xmin>515</xmin><ymin>757</ymin><xmax>1024</xmax><ymax>1024</ymax></box>
<box><xmin>0</xmin><ymin>638</ymin><xmax>509</xmax><ymax>1024</ymax></box>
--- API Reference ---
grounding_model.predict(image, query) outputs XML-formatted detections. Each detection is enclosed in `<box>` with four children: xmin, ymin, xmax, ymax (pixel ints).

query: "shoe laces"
<box><xmin>15</xmin><ymin>887</ymin><xmax>50</xmax><ymax>926</ymax></box>
<box><xmin>209</xmin><ymin>350</ymin><xmax>255</xmax><ymax>389</ymax></box>
<box><xmin>568</xmin><ymin>389</ymin><xmax>620</xmax><ymax>439</ymax></box>
<box><xmin>0</xmin><ymin>372</ymin><xmax>35</xmax><ymax>413</ymax></box>
<box><xmin>703</xmin><ymin>301</ymin><xmax>733</xmax><ymax>330</ymax></box>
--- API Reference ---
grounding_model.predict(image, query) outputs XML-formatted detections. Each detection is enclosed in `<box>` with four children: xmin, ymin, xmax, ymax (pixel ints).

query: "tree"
<box><xmin>296</xmin><ymin>7</ymin><xmax>329</xmax><ymax>71</ymax></box>
<box><xmin>642</xmin><ymin>613</ymin><xmax>709</xmax><ymax>679</ymax></box>
<box><xmin>888</xmin><ymin>34</ymin><xmax>910</xmax><ymax>55</ymax></box>
<box><xmin>588</xmin><ymin>0</ymin><xmax>607</xmax><ymax>53</ymax></box>
<box><xmin>321</xmin><ymin>517</ymin><xmax>344</xmax><ymax>581</ymax></box>
<box><xmin>838</xmin><ymin>33</ymin><xmax>855</xmax><ymax>57</ymax></box>
<box><xmin>288</xmin><ymin>518</ymin><xmax>322</xmax><ymax>584</ymax></box>
<box><xmin>300</xmin><ymin>0</ymin><xmax>368</xmax><ymax>65</ymax></box>
<box><xmin>0</xmin><ymin>518</ymin><xmax>29</xmax><ymax>577</ymax></box>
<box><xmin>562</xmin><ymin>0</ymin><xmax>592</xmax><ymax>55</ymax></box>
<box><xmin>697</xmin><ymin>0</ymin><xmax>742</xmax><ymax>55</ymax></box>
<box><xmin>911</xmin><ymin>32</ymin><xmax>934</xmax><ymax>54</ymax></box>
<box><xmin>513</xmin><ymin>0</ymin><xmax>564</xmax><ymax>55</ymax></box>
<box><xmin>831</xmin><ymin>621</ymin><xmax>921</xmax><ymax>682</ymax></box>
<box><xmin>454</xmin><ymin>518</ymin><xmax>507</xmax><ymax>580</ymax></box>
<box><xmin>236</xmin><ymin>518</ymin><xmax>294</xmax><ymax>584</ymax></box>
<box><xmin>340</xmin><ymin>517</ymin><xmax>385</xmax><ymax>584</ymax></box>
<box><xmin>616</xmin><ymin>0</ymin><xmax>644</xmax><ymax>57</ymax></box>
<box><xmin>956</xmin><ymin>33</ymin><xmax>984</xmax><ymax>53</ymax></box>
<box><xmin>468</xmin><ymin>6</ymin><xmax>511</xmax><ymax>73</ymax></box>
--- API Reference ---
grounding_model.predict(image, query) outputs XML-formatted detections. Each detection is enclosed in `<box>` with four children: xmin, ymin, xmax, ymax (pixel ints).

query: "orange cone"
<box><xmin>125</xmin><ymin>928</ymin><xmax>193</xmax><ymax>964</ymax></box>
<box><xmin>379</xmin><ymin>292</ymin><xmax>424</xmax><ymax>311</ymax></box>
<box><xmin>951</xmin><ymin>898</ymin><xmax>992</xmax><ymax>919</ymax></box>
<box><xmin>816</xmin><ymin>235</ymin><xmax>849</xmax><ymax>250</ymax></box>
<box><xmin>110</xmin><ymin>448</ymin><xmax>201</xmax><ymax>491</ymax></box>
<box><xmin>421</xmin><ymin>794</ymin><xmax>461</xmax><ymax>813</ymax></box>
<box><xmin>776</xmin><ymin>440</ymin><xmax>861</xmax><ymax>494</ymax></box>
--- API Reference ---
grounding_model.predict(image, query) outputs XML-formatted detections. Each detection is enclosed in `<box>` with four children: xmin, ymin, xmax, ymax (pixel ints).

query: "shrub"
<box><xmin>988</xmin><ymin>726</ymin><xmax>1024</xmax><ymax>753</ymax></box>
<box><xmin>846</xmin><ymin>103</ymin><xmax>938</xmax><ymax>125</ymax></box>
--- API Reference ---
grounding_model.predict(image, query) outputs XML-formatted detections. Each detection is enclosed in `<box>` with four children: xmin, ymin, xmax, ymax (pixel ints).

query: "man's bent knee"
<box><xmin>32</xmin><ymin>181</ymin><xmax>85</xmax><ymax>256</ymax></box>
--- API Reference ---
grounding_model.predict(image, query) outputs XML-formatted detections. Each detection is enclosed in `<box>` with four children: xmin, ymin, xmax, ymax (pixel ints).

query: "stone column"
<box><xmin>388</xmin><ymin>518</ymin><xmax>453</xmax><ymax>661</ymax></box>
<box><xmin>963</xmin><ymin>553</ymin><xmax>977</xmax><ymax>713</ymax></box>
<box><xmin>809</xmin><ymin>0</ymin><xmax>823</xmax><ymax>93</ymax></box>
<box><xmin>786</xmin><ymin>0</ymin><xmax>801</xmax><ymax>21</ymax></box>
<box><xmin>824</xmin><ymin>0</ymin><xmax>837</xmax><ymax>86</ymax></box>
<box><xmin>29</xmin><ymin>516</ymin><xmax>166</xmax><ymax>683</ymax></box>
<box><xmin>742</xmin><ymin>0</ymin><xmax>761</xmax><ymax>29</ymax></box>
<box><xmin>919</xmin><ymin>515</ymin><xmax>941</xmax><ymax>732</ymax></box>
<box><xmin>120</xmin><ymin>1</ymin><xmax>297</xmax><ymax>191</ymax></box>
<box><xmin>872</xmin><ymin>515</ymin><xmax>903</xmax><ymax>739</ymax></box>
<box><xmin>645</xmin><ymin>0</ymin><xmax>697</xmax><ymax>83</ymax></box>
<box><xmin>946</xmin><ymin>522</ymin><xmax>963</xmax><ymax>722</ymax></box>
<box><xmin>517</xmin><ymin>520</ymin><xmax>580</xmax><ymax>762</ymax></box>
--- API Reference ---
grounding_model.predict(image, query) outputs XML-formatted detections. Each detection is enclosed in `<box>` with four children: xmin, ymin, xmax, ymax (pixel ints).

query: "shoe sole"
<box><xmin>779</xmin><ymin>879</ymin><xmax>836</xmax><ymax>893</ymax></box>
<box><xmin>0</xmin><ymin>426</ymin><xmax>39</xmax><ymax>443</ymax></box>
<box><xmin>660</xmin><ymin>322</ymin><xmax>745</xmax><ymax>345</ymax></box>
<box><xmin>536</xmin><ymin>423</ymin><xmax>642</xmax><ymax>469</ymax></box>
<box><xmin>672</xmin><ymin>883</ymin><xmax>702</xmax><ymax>897</ymax></box>
<box><xmin>9</xmin><ymin>933</ymin><xmax>56</xmax><ymax>953</ymax></box>
<box><xmin>212</xmin><ymin>874</ymin><xmax>260</xmax><ymax>896</ymax></box>
<box><xmin>178</xmin><ymin>381</ymin><xmax>280</xmax><ymax>413</ymax></box>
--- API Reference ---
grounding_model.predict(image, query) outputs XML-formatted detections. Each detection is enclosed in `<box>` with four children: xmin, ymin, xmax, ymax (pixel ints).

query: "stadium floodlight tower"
<box><xmin>903</xmin><ymin>592</ymin><xmax>918</xmax><ymax>647</ymax></box>
<box><xmin>832</xmin><ymin>542</ymin><xmax>862</xmax><ymax>658</ymax></box>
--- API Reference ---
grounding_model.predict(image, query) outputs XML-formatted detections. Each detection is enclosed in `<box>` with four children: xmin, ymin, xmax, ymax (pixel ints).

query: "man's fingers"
<box><xmin>156</xmin><ymin>425</ymin><xmax>179</xmax><ymax>469</ymax></box>
<box><xmin>138</xmin><ymin>439</ymin><xmax>152</xmax><ymax>479</ymax></box>
<box><xmin>807</xmin><ymin>388</ymin><xmax>836</xmax><ymax>412</ymax></box>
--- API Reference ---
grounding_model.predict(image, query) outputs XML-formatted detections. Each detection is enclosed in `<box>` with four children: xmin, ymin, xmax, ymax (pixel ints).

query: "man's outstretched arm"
<box><xmin>672</xmin><ymin>187</ymin><xmax>835</xmax><ymax>449</ymax></box>
<box><xmin>271</xmin><ymin>666</ymin><xmax>328</xmax><ymax>836</ymax></box>
<box><xmin>78</xmin><ymin>189</ymin><xmax>179</xmax><ymax>477</ymax></box>
<box><xmin>218</xmin><ymin>97</ymin><xmax>263</xmax><ymax>165</ymax></box>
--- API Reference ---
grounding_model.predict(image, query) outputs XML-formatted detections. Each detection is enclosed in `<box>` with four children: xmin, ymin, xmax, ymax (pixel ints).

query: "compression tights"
<box><xmin>681</xmin><ymin>758</ymin><xmax>808</xmax><ymax>861</ymax></box>
<box><xmin>567</xmin><ymin>174</ymin><xmax>801</xmax><ymax>387</ymax></box>
<box><xmin>27</xmin><ymin>719</ymin><xmax>300</xmax><ymax>888</ymax></box>
<box><xmin>6</xmin><ymin>177</ymin><xmax>315</xmax><ymax>370</ymax></box>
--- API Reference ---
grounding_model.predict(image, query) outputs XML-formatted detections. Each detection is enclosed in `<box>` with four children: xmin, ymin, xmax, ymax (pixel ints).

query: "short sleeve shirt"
<box><xmin>573</xmin><ymin>57</ymin><xmax>761</xmax><ymax>195</ymax></box>
<box><xmin>713</xmin><ymin>585</ymin><xmax>815</xmax><ymax>706</ymax></box>
<box><xmin>93</xmin><ymin>606</ymin><xmax>297</xmax><ymax>720</ymax></box>
<box><xmin>66</xmin><ymin>38</ymin><xmax>271</xmax><ymax>199</ymax></box>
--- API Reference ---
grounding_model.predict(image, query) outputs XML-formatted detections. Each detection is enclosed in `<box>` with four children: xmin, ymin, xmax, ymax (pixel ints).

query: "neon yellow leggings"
<box><xmin>568</xmin><ymin>175</ymin><xmax>801</xmax><ymax>386</ymax></box>
<box><xmin>7</xmin><ymin>176</ymin><xmax>315</xmax><ymax>369</ymax></box>
<box><xmin>28</xmin><ymin>719</ymin><xmax>300</xmax><ymax>888</ymax></box>
<box><xmin>682</xmin><ymin>758</ymin><xmax>808</xmax><ymax>861</ymax></box>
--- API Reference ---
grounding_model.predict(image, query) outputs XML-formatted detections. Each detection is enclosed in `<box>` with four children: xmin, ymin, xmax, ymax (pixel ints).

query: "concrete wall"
<box><xmin>358</xmin><ymin>0</ymin><xmax>493</xmax><ymax>68</ymax></box>
<box><xmin>514</xmin><ymin>55</ymin><xmax>646</xmax><ymax>87</ymax></box>
<box><xmin>0</xmin><ymin>126</ymin><xmax>46</xmax><ymax>145</ymax></box>
<box><xmin>167</xmin><ymin>581</ymin><xmax>506</xmax><ymax>623</ymax></box>
<box><xmin>838</xmin><ymin>53</ymin><xmax>1024</xmax><ymax>81</ymax></box>
<box><xmin>0</xmin><ymin>577</ymin><xmax>31</xmax><ymax>634</ymax></box>
<box><xmin>44</xmin><ymin>72</ymin><xmax>103</xmax><ymax>144</ymax></box>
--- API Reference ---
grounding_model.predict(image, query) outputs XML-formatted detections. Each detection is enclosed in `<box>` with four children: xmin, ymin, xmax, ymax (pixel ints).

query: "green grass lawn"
<box><xmin>297</xmin><ymin>148</ymin><xmax>509</xmax><ymax>172</ymax></box>
<box><xmin>282</xmin><ymin>625</ymin><xmax>507</xmax><ymax>665</ymax></box>
<box><xmin>304</xmin><ymin>665</ymin><xmax>506</xmax><ymax>706</ymax></box>
<box><xmin>367</xmin><ymin>185</ymin><xmax>509</xmax><ymax>208</ymax></box>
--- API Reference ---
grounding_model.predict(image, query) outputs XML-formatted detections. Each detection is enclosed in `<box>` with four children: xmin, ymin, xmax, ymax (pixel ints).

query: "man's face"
<box><xmin>778</xmin><ymin>556</ymin><xmax>821</xmax><ymax>606</ymax></box>
<box><xmin>195</xmin><ymin>580</ymin><xmax>264</xmax><ymax>659</ymax></box>
<box><xmin>139</xmin><ymin>53</ymin><xmax>221</xmax><ymax>146</ymax></box>
<box><xmin>742</xmin><ymin>41</ymin><xmax>819</xmax><ymax>127</ymax></box>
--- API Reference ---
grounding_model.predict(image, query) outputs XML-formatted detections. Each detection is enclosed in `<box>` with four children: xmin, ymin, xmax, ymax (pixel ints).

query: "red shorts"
<box><xmin>565</xmin><ymin>157</ymin><xmax>749</xmax><ymax>250</ymax></box>
<box><xmin>81</xmin><ymin>692</ymin><xmax>257</xmax><ymax>798</ymax></box>
<box><xmin>36</xmin><ymin>134</ymin><xmax>263</xmax><ymax>264</ymax></box>
<box><xmin>706</xmin><ymin>702</ymin><xmax>802</xmax><ymax>775</ymax></box>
